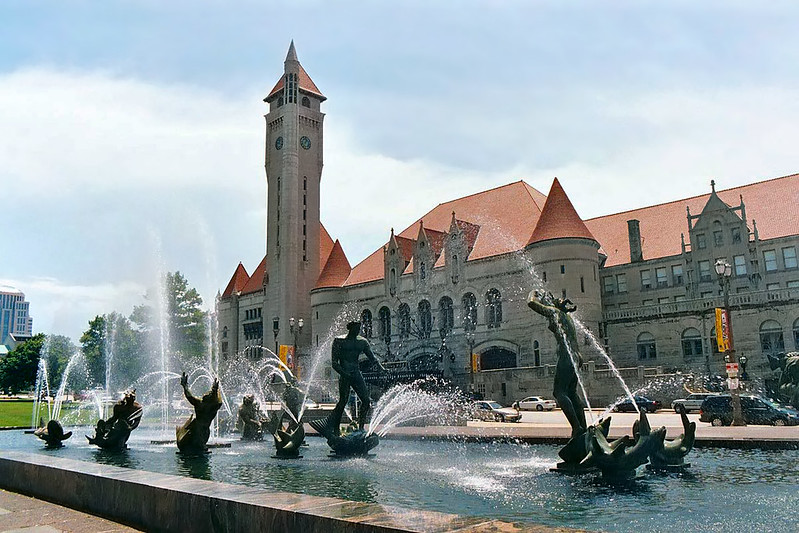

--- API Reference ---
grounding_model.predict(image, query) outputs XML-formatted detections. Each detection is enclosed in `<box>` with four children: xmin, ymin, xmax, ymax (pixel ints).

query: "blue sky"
<box><xmin>3</xmin><ymin>1</ymin><xmax>799</xmax><ymax>340</ymax></box>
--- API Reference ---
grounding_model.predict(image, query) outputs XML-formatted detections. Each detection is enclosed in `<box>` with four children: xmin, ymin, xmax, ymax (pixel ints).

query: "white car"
<box><xmin>515</xmin><ymin>396</ymin><xmax>557</xmax><ymax>411</ymax></box>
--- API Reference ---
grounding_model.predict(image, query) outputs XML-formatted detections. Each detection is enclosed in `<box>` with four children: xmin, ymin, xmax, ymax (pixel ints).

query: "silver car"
<box><xmin>472</xmin><ymin>401</ymin><xmax>522</xmax><ymax>423</ymax></box>
<box><xmin>515</xmin><ymin>396</ymin><xmax>557</xmax><ymax>411</ymax></box>
<box><xmin>672</xmin><ymin>393</ymin><xmax>717</xmax><ymax>413</ymax></box>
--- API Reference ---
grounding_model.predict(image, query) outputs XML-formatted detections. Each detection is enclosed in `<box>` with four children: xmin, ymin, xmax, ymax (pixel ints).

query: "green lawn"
<box><xmin>0</xmin><ymin>400</ymin><xmax>95</xmax><ymax>428</ymax></box>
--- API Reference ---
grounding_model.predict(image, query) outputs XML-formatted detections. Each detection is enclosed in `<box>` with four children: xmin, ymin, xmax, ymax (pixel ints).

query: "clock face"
<box><xmin>275</xmin><ymin>136</ymin><xmax>283</xmax><ymax>150</ymax></box>
<box><xmin>300</xmin><ymin>136</ymin><xmax>311</xmax><ymax>150</ymax></box>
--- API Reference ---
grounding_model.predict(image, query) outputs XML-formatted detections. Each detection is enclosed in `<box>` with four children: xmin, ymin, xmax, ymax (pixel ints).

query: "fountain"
<box><xmin>527</xmin><ymin>289</ymin><xmax>695</xmax><ymax>478</ymax></box>
<box><xmin>33</xmin><ymin>419</ymin><xmax>72</xmax><ymax>448</ymax></box>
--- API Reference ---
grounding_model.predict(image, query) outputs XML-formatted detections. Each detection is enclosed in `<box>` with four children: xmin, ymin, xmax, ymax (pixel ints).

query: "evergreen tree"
<box><xmin>45</xmin><ymin>334</ymin><xmax>77</xmax><ymax>388</ymax></box>
<box><xmin>80</xmin><ymin>315</ymin><xmax>106</xmax><ymax>387</ymax></box>
<box><xmin>131</xmin><ymin>271</ymin><xmax>207</xmax><ymax>366</ymax></box>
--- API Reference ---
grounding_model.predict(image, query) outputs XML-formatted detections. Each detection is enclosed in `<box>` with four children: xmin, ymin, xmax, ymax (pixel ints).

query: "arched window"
<box><xmin>462</xmin><ymin>292</ymin><xmax>477</xmax><ymax>331</ymax></box>
<box><xmin>222</xmin><ymin>326</ymin><xmax>228</xmax><ymax>339</ymax></box>
<box><xmin>637</xmin><ymin>332</ymin><xmax>656</xmax><ymax>360</ymax></box>
<box><xmin>420</xmin><ymin>262</ymin><xmax>426</xmax><ymax>280</ymax></box>
<box><xmin>438</xmin><ymin>296</ymin><xmax>454</xmax><ymax>335</ymax></box>
<box><xmin>301</xmin><ymin>96</ymin><xmax>311</xmax><ymax>108</ymax></box>
<box><xmin>760</xmin><ymin>320</ymin><xmax>784</xmax><ymax>358</ymax></box>
<box><xmin>398</xmin><ymin>304</ymin><xmax>411</xmax><ymax>339</ymax></box>
<box><xmin>681</xmin><ymin>328</ymin><xmax>703</xmax><ymax>357</ymax></box>
<box><xmin>486</xmin><ymin>289</ymin><xmax>502</xmax><ymax>328</ymax></box>
<box><xmin>533</xmin><ymin>340</ymin><xmax>540</xmax><ymax>366</ymax></box>
<box><xmin>418</xmin><ymin>300</ymin><xmax>432</xmax><ymax>339</ymax></box>
<box><xmin>793</xmin><ymin>317</ymin><xmax>799</xmax><ymax>349</ymax></box>
<box><xmin>361</xmin><ymin>309</ymin><xmax>373</xmax><ymax>338</ymax></box>
<box><xmin>379</xmin><ymin>307</ymin><xmax>391</xmax><ymax>342</ymax></box>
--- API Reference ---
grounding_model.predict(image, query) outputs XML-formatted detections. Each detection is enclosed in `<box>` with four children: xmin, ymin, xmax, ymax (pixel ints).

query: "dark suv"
<box><xmin>699</xmin><ymin>395</ymin><xmax>799</xmax><ymax>426</ymax></box>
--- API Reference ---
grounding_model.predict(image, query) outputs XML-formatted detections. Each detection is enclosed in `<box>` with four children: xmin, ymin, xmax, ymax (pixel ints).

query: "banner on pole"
<box><xmin>715</xmin><ymin>308</ymin><xmax>730</xmax><ymax>352</ymax></box>
<box><xmin>471</xmin><ymin>353</ymin><xmax>481</xmax><ymax>373</ymax></box>
<box><xmin>278</xmin><ymin>345</ymin><xmax>295</xmax><ymax>370</ymax></box>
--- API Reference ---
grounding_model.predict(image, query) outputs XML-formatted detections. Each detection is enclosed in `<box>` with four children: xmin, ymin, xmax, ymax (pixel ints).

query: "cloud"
<box><xmin>0</xmin><ymin>277</ymin><xmax>146</xmax><ymax>339</ymax></box>
<box><xmin>4</xmin><ymin>66</ymin><xmax>799</xmax><ymax>340</ymax></box>
<box><xmin>0</xmin><ymin>68</ymin><xmax>264</xmax><ymax>197</ymax></box>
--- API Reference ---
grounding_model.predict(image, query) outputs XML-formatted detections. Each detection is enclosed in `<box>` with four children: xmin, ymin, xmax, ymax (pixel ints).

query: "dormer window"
<box><xmin>696</xmin><ymin>233</ymin><xmax>707</xmax><ymax>249</ymax></box>
<box><xmin>731</xmin><ymin>227</ymin><xmax>742</xmax><ymax>244</ymax></box>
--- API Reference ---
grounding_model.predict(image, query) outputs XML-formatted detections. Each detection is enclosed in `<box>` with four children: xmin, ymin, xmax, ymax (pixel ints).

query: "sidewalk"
<box><xmin>0</xmin><ymin>489</ymin><xmax>139</xmax><ymax>533</ymax></box>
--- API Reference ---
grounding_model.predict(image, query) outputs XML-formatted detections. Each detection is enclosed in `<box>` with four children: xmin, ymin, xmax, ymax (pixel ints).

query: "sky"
<box><xmin>3</xmin><ymin>1</ymin><xmax>799</xmax><ymax>341</ymax></box>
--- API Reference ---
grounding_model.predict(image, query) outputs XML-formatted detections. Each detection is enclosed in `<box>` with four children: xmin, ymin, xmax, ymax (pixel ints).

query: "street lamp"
<box><xmin>272</xmin><ymin>317</ymin><xmax>280</xmax><ymax>355</ymax></box>
<box><xmin>739</xmin><ymin>354</ymin><xmax>749</xmax><ymax>381</ymax></box>
<box><xmin>290</xmin><ymin>317</ymin><xmax>303</xmax><ymax>376</ymax></box>
<box><xmin>715</xmin><ymin>259</ymin><xmax>746</xmax><ymax>426</ymax></box>
<box><xmin>465</xmin><ymin>330</ymin><xmax>476</xmax><ymax>397</ymax></box>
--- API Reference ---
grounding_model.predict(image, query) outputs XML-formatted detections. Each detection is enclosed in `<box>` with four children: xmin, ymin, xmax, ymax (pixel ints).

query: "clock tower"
<box><xmin>262</xmin><ymin>41</ymin><xmax>326</xmax><ymax>355</ymax></box>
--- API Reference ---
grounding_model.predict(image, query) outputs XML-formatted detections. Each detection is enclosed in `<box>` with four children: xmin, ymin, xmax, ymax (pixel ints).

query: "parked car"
<box><xmin>472</xmin><ymin>401</ymin><xmax>522</xmax><ymax>423</ymax></box>
<box><xmin>672</xmin><ymin>393</ymin><xmax>718</xmax><ymax>413</ymax></box>
<box><xmin>514</xmin><ymin>396</ymin><xmax>557</xmax><ymax>411</ymax></box>
<box><xmin>613</xmin><ymin>396</ymin><xmax>662</xmax><ymax>413</ymax></box>
<box><xmin>699</xmin><ymin>395</ymin><xmax>799</xmax><ymax>426</ymax></box>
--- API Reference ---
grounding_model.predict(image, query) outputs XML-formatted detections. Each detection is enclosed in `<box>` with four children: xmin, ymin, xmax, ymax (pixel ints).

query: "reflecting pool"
<box><xmin>1</xmin><ymin>430</ymin><xmax>797</xmax><ymax>532</ymax></box>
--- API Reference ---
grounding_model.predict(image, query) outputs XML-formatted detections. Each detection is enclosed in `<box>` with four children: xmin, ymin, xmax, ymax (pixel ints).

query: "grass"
<box><xmin>0</xmin><ymin>399</ymin><xmax>96</xmax><ymax>428</ymax></box>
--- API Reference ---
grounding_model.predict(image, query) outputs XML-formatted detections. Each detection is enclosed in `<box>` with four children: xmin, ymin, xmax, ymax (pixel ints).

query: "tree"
<box><xmin>0</xmin><ymin>333</ymin><xmax>45</xmax><ymax>395</ymax></box>
<box><xmin>81</xmin><ymin>315</ymin><xmax>107</xmax><ymax>387</ymax></box>
<box><xmin>45</xmin><ymin>334</ymin><xmax>77</xmax><ymax>388</ymax></box>
<box><xmin>131</xmin><ymin>271</ymin><xmax>207</xmax><ymax>366</ymax></box>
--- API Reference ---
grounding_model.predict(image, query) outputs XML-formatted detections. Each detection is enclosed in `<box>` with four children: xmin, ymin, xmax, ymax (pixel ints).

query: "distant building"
<box><xmin>0</xmin><ymin>285</ymin><xmax>34</xmax><ymax>354</ymax></box>
<box><xmin>218</xmin><ymin>42</ymin><xmax>799</xmax><ymax>404</ymax></box>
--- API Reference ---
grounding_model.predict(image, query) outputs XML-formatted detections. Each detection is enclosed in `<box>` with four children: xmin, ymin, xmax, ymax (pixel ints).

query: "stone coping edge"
<box><xmin>0</xmin><ymin>451</ymin><xmax>570</xmax><ymax>533</ymax></box>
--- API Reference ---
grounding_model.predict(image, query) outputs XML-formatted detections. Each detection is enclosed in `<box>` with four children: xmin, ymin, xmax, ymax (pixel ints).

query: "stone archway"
<box><xmin>480</xmin><ymin>347</ymin><xmax>517</xmax><ymax>370</ymax></box>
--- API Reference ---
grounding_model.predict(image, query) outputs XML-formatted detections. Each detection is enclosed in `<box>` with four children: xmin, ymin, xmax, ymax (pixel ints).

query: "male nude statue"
<box><xmin>527</xmin><ymin>290</ymin><xmax>587</xmax><ymax>437</ymax></box>
<box><xmin>329</xmin><ymin>321</ymin><xmax>386</xmax><ymax>435</ymax></box>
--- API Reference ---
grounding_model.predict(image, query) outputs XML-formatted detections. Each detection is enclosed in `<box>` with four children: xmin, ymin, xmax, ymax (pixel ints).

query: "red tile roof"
<box><xmin>527</xmin><ymin>178</ymin><xmax>597</xmax><ymax>246</ymax></box>
<box><xmin>314</xmin><ymin>240</ymin><xmax>352</xmax><ymax>289</ymax></box>
<box><xmin>265</xmin><ymin>64</ymin><xmax>326</xmax><ymax>102</ymax></box>
<box><xmin>221</xmin><ymin>263</ymin><xmax>249</xmax><ymax>297</ymax></box>
<box><xmin>343</xmin><ymin>181</ymin><xmax>547</xmax><ymax>286</ymax></box>
<box><xmin>240</xmin><ymin>255</ymin><xmax>267</xmax><ymax>294</ymax></box>
<box><xmin>585</xmin><ymin>172</ymin><xmax>799</xmax><ymax>267</ymax></box>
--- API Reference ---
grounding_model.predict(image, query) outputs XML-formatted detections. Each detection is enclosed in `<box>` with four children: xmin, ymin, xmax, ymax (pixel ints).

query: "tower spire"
<box><xmin>285</xmin><ymin>40</ymin><xmax>298</xmax><ymax>63</ymax></box>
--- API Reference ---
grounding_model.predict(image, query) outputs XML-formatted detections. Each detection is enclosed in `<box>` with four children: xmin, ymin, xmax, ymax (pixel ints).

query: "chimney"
<box><xmin>628</xmin><ymin>219</ymin><xmax>643</xmax><ymax>262</ymax></box>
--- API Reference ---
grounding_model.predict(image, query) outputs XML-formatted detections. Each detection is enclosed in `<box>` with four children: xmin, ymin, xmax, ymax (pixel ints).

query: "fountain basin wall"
<box><xmin>0</xmin><ymin>451</ymin><xmax>544</xmax><ymax>533</ymax></box>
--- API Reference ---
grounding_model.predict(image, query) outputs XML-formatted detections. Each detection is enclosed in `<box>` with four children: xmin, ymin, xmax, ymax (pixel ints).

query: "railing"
<box><xmin>603</xmin><ymin>287</ymin><xmax>799</xmax><ymax>321</ymax></box>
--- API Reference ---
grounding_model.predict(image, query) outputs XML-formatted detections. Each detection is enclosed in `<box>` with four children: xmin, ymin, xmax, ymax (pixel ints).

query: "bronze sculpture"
<box><xmin>776</xmin><ymin>352</ymin><xmax>799</xmax><ymax>409</ymax></box>
<box><xmin>310</xmin><ymin>321</ymin><xmax>385</xmax><ymax>455</ymax></box>
<box><xmin>527</xmin><ymin>291</ymin><xmax>587</xmax><ymax>437</ymax></box>
<box><xmin>34</xmin><ymin>419</ymin><xmax>72</xmax><ymax>448</ymax></box>
<box><xmin>237</xmin><ymin>394</ymin><xmax>265</xmax><ymax>441</ymax></box>
<box><xmin>265</xmin><ymin>378</ymin><xmax>306</xmax><ymax>458</ymax></box>
<box><xmin>86</xmin><ymin>390</ymin><xmax>143</xmax><ymax>450</ymax></box>
<box><xmin>176</xmin><ymin>372</ymin><xmax>222</xmax><ymax>454</ymax></box>
<box><xmin>645</xmin><ymin>410</ymin><xmax>696</xmax><ymax>471</ymax></box>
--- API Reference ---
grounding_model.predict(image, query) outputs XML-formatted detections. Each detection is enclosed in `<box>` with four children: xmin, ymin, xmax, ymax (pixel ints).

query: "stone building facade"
<box><xmin>218</xmin><ymin>43</ymin><xmax>799</xmax><ymax>405</ymax></box>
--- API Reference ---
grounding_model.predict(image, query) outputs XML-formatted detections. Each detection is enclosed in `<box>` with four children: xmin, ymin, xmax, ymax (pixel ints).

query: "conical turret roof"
<box><xmin>221</xmin><ymin>263</ymin><xmax>249</xmax><ymax>297</ymax></box>
<box><xmin>314</xmin><ymin>240</ymin><xmax>352</xmax><ymax>289</ymax></box>
<box><xmin>527</xmin><ymin>178</ymin><xmax>597</xmax><ymax>245</ymax></box>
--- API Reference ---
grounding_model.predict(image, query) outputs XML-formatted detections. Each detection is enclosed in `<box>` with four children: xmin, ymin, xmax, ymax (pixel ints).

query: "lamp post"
<box><xmin>272</xmin><ymin>317</ymin><xmax>280</xmax><ymax>355</ymax></box>
<box><xmin>289</xmin><ymin>317</ymin><xmax>303</xmax><ymax>376</ymax></box>
<box><xmin>739</xmin><ymin>354</ymin><xmax>748</xmax><ymax>381</ymax></box>
<box><xmin>715</xmin><ymin>259</ymin><xmax>746</xmax><ymax>426</ymax></box>
<box><xmin>465</xmin><ymin>330</ymin><xmax>476</xmax><ymax>397</ymax></box>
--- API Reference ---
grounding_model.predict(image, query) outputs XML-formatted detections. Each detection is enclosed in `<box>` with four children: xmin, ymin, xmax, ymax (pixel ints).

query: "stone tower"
<box><xmin>262</xmin><ymin>41</ymin><xmax>326</xmax><ymax>353</ymax></box>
